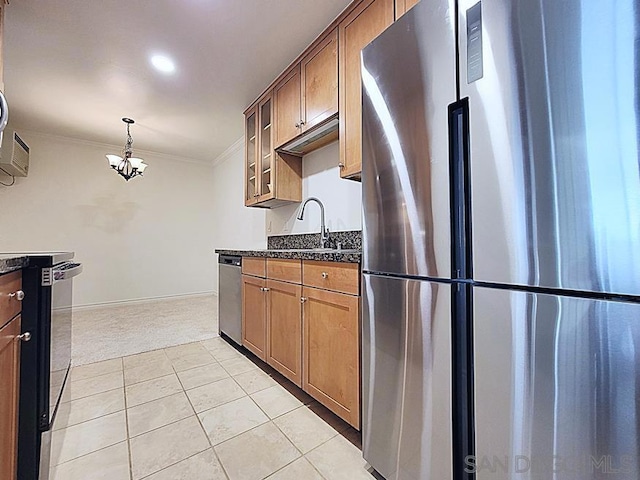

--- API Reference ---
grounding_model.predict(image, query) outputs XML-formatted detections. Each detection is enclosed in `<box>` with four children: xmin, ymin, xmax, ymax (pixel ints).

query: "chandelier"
<box><xmin>106</xmin><ymin>118</ymin><xmax>148</xmax><ymax>181</ymax></box>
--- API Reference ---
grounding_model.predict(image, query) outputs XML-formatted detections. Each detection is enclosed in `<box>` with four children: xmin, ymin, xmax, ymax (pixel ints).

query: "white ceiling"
<box><xmin>4</xmin><ymin>0</ymin><xmax>352</xmax><ymax>163</ymax></box>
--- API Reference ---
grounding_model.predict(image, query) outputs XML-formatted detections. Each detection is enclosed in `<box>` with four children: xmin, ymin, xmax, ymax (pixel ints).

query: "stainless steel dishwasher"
<box><xmin>218</xmin><ymin>255</ymin><xmax>242</xmax><ymax>345</ymax></box>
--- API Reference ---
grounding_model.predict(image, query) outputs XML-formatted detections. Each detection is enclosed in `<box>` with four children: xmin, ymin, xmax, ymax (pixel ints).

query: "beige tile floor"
<box><xmin>50</xmin><ymin>337</ymin><xmax>378</xmax><ymax>480</ymax></box>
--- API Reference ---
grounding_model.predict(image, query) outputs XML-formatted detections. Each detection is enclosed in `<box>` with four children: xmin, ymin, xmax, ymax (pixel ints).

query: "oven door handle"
<box><xmin>42</xmin><ymin>263</ymin><xmax>83</xmax><ymax>286</ymax></box>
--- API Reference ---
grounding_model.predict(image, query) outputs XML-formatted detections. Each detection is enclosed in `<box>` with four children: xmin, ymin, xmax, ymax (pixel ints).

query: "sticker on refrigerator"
<box><xmin>467</xmin><ymin>2</ymin><xmax>483</xmax><ymax>83</ymax></box>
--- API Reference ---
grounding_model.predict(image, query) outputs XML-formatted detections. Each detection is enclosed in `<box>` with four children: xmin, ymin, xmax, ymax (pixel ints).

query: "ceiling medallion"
<box><xmin>106</xmin><ymin>118</ymin><xmax>148</xmax><ymax>181</ymax></box>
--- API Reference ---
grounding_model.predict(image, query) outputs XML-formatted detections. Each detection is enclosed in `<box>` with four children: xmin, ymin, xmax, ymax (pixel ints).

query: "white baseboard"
<box><xmin>74</xmin><ymin>291</ymin><xmax>217</xmax><ymax>311</ymax></box>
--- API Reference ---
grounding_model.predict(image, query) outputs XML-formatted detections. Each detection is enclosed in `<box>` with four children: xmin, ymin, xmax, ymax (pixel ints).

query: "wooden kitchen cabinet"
<box><xmin>267</xmin><ymin>258</ymin><xmax>302</xmax><ymax>284</ymax></box>
<box><xmin>303</xmin><ymin>286</ymin><xmax>360</xmax><ymax>429</ymax></box>
<box><xmin>302</xmin><ymin>260</ymin><xmax>359</xmax><ymax>295</ymax></box>
<box><xmin>0</xmin><ymin>315</ymin><xmax>20</xmax><ymax>480</ymax></box>
<box><xmin>1</xmin><ymin>269</ymin><xmax>24</xmax><ymax>480</ymax></box>
<box><xmin>244</xmin><ymin>93</ymin><xmax>302</xmax><ymax>208</ymax></box>
<box><xmin>339</xmin><ymin>0</ymin><xmax>394</xmax><ymax>179</ymax></box>
<box><xmin>244</xmin><ymin>105</ymin><xmax>259</xmax><ymax>205</ymax></box>
<box><xmin>274</xmin><ymin>67</ymin><xmax>302</xmax><ymax>148</ymax></box>
<box><xmin>300</xmin><ymin>28</ymin><xmax>339</xmax><ymax>133</ymax></box>
<box><xmin>244</xmin><ymin>94</ymin><xmax>274</xmax><ymax>206</ymax></box>
<box><xmin>242</xmin><ymin>275</ymin><xmax>267</xmax><ymax>360</ymax></box>
<box><xmin>274</xmin><ymin>29</ymin><xmax>338</xmax><ymax>150</ymax></box>
<box><xmin>241</xmin><ymin>256</ymin><xmax>361</xmax><ymax>427</ymax></box>
<box><xmin>257</xmin><ymin>94</ymin><xmax>275</xmax><ymax>203</ymax></box>
<box><xmin>266</xmin><ymin>279</ymin><xmax>303</xmax><ymax>387</ymax></box>
<box><xmin>395</xmin><ymin>0</ymin><xmax>420</xmax><ymax>17</ymax></box>
<box><xmin>242</xmin><ymin>257</ymin><xmax>266</xmax><ymax>278</ymax></box>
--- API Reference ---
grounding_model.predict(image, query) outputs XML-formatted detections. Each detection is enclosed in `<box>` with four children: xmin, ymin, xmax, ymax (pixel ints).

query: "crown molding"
<box><xmin>13</xmin><ymin>128</ymin><xmax>216</xmax><ymax>167</ymax></box>
<box><xmin>211</xmin><ymin>137</ymin><xmax>243</xmax><ymax>168</ymax></box>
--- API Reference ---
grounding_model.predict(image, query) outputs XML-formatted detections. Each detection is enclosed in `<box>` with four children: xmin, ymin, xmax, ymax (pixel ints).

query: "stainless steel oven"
<box><xmin>16</xmin><ymin>252</ymin><xmax>82</xmax><ymax>480</ymax></box>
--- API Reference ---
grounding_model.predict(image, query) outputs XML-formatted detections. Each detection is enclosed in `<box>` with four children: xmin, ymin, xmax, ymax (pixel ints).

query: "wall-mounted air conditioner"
<box><xmin>0</xmin><ymin>131</ymin><xmax>30</xmax><ymax>177</ymax></box>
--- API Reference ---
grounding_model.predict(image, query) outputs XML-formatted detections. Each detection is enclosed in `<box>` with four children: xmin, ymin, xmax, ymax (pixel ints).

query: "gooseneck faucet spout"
<box><xmin>296</xmin><ymin>197</ymin><xmax>330</xmax><ymax>248</ymax></box>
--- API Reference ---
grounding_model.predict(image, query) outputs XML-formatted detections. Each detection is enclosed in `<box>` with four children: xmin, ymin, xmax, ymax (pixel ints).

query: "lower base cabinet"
<box><xmin>266</xmin><ymin>280</ymin><xmax>303</xmax><ymax>387</ymax></box>
<box><xmin>242</xmin><ymin>275</ymin><xmax>267</xmax><ymax>360</ymax></box>
<box><xmin>1</xmin><ymin>314</ymin><xmax>21</xmax><ymax>480</ymax></box>
<box><xmin>303</xmin><ymin>287</ymin><xmax>360</xmax><ymax>429</ymax></box>
<box><xmin>241</xmin><ymin>258</ymin><xmax>361</xmax><ymax>428</ymax></box>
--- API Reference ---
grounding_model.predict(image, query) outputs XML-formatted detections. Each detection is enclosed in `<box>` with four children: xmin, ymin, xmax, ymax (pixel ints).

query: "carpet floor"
<box><xmin>72</xmin><ymin>295</ymin><xmax>218</xmax><ymax>366</ymax></box>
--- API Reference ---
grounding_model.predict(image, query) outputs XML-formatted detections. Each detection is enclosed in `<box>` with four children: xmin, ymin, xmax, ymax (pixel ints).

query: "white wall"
<box><xmin>210</xmin><ymin>139</ymin><xmax>267</xmax><ymax>294</ymax></box>
<box><xmin>267</xmin><ymin>141</ymin><xmax>362</xmax><ymax>236</ymax></box>
<box><xmin>0</xmin><ymin>130</ymin><xmax>217</xmax><ymax>306</ymax></box>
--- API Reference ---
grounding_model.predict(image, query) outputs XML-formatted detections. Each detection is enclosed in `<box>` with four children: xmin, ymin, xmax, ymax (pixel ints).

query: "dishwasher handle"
<box><xmin>219</xmin><ymin>255</ymin><xmax>241</xmax><ymax>267</ymax></box>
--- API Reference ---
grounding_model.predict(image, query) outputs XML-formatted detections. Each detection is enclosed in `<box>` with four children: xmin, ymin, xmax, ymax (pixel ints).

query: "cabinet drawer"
<box><xmin>0</xmin><ymin>271</ymin><xmax>22</xmax><ymax>327</ymax></box>
<box><xmin>242</xmin><ymin>257</ymin><xmax>266</xmax><ymax>278</ymax></box>
<box><xmin>302</xmin><ymin>261</ymin><xmax>359</xmax><ymax>295</ymax></box>
<box><xmin>267</xmin><ymin>259</ymin><xmax>302</xmax><ymax>284</ymax></box>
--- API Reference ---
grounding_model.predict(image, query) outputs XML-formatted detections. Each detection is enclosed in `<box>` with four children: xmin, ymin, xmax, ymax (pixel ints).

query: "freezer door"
<box><xmin>473</xmin><ymin>286</ymin><xmax>640</xmax><ymax>480</ymax></box>
<box><xmin>362</xmin><ymin>274</ymin><xmax>452</xmax><ymax>480</ymax></box>
<box><xmin>361</xmin><ymin>0</ymin><xmax>456</xmax><ymax>279</ymax></box>
<box><xmin>459</xmin><ymin>0</ymin><xmax>640</xmax><ymax>295</ymax></box>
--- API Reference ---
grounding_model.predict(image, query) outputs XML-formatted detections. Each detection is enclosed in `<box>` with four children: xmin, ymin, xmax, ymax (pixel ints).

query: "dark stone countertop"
<box><xmin>215</xmin><ymin>248</ymin><xmax>361</xmax><ymax>264</ymax></box>
<box><xmin>0</xmin><ymin>255</ymin><xmax>29</xmax><ymax>275</ymax></box>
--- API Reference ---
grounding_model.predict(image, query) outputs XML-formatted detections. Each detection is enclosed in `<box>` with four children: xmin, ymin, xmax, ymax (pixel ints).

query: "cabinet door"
<box><xmin>267</xmin><ymin>280</ymin><xmax>303</xmax><ymax>387</ymax></box>
<box><xmin>395</xmin><ymin>0</ymin><xmax>420</xmax><ymax>18</ymax></box>
<box><xmin>242</xmin><ymin>275</ymin><xmax>267</xmax><ymax>360</ymax></box>
<box><xmin>244</xmin><ymin>105</ymin><xmax>259</xmax><ymax>206</ymax></box>
<box><xmin>339</xmin><ymin>0</ymin><xmax>394</xmax><ymax>179</ymax></box>
<box><xmin>258</xmin><ymin>93</ymin><xmax>275</xmax><ymax>202</ymax></box>
<box><xmin>303</xmin><ymin>287</ymin><xmax>360</xmax><ymax>428</ymax></box>
<box><xmin>301</xmin><ymin>28</ymin><xmax>338</xmax><ymax>132</ymax></box>
<box><xmin>274</xmin><ymin>66</ymin><xmax>302</xmax><ymax>148</ymax></box>
<box><xmin>0</xmin><ymin>314</ymin><xmax>21</xmax><ymax>480</ymax></box>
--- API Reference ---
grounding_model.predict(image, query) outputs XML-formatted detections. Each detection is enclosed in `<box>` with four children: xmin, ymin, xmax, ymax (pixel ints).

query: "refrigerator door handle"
<box><xmin>448</xmin><ymin>98</ymin><xmax>472</xmax><ymax>280</ymax></box>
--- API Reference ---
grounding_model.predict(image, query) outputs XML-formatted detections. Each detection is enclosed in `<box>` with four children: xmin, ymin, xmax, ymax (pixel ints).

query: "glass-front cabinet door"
<box><xmin>244</xmin><ymin>90</ymin><xmax>301</xmax><ymax>208</ymax></box>
<box><xmin>258</xmin><ymin>94</ymin><xmax>274</xmax><ymax>202</ymax></box>
<box><xmin>244</xmin><ymin>105</ymin><xmax>259</xmax><ymax>206</ymax></box>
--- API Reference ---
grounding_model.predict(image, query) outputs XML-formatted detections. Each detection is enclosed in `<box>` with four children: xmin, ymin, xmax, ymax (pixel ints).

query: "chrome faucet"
<box><xmin>296</xmin><ymin>197</ymin><xmax>330</xmax><ymax>248</ymax></box>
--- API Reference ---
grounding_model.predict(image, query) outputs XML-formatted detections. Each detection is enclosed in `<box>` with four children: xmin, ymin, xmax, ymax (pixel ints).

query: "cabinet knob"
<box><xmin>295</xmin><ymin>122</ymin><xmax>300</xmax><ymax>128</ymax></box>
<box><xmin>10</xmin><ymin>290</ymin><xmax>25</xmax><ymax>301</ymax></box>
<box><xmin>18</xmin><ymin>332</ymin><xmax>31</xmax><ymax>342</ymax></box>
<box><xmin>299</xmin><ymin>120</ymin><xmax>305</xmax><ymax>126</ymax></box>
<box><xmin>321</xmin><ymin>272</ymin><xmax>329</xmax><ymax>279</ymax></box>
<box><xmin>338</xmin><ymin>163</ymin><xmax>345</xmax><ymax>169</ymax></box>
<box><xmin>261</xmin><ymin>287</ymin><xmax>270</xmax><ymax>292</ymax></box>
<box><xmin>300</xmin><ymin>297</ymin><xmax>308</xmax><ymax>303</ymax></box>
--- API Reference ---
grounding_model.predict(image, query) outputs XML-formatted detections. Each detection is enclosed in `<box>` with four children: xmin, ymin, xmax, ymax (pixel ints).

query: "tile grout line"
<box><xmin>52</xmin><ymin>393</ymin><xmax>126</xmax><ymax>432</ymax></box>
<box><xmin>119</xmin><ymin>356</ymin><xmax>134</xmax><ymax>480</ymax></box>
<box><xmin>126</xmin><ymin>401</ymin><xmax>210</xmax><ymax>478</ymax></box>
<box><xmin>183</xmin><ymin>369</ymin><xmax>232</xmax><ymax>480</ymax></box>
<box><xmin>73</xmin><ymin>334</ymin><xmax>221</xmax><ymax>368</ymax></box>
<box><xmin>49</xmin><ymin>440</ymin><xmax>130</xmax><ymax>473</ymax></box>
<box><xmin>61</xmin><ymin>382</ymin><xmax>124</xmax><ymax>405</ymax></box>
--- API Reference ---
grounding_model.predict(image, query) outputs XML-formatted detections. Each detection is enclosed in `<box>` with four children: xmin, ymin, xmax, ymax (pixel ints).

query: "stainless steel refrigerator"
<box><xmin>361</xmin><ymin>1</ymin><xmax>640</xmax><ymax>479</ymax></box>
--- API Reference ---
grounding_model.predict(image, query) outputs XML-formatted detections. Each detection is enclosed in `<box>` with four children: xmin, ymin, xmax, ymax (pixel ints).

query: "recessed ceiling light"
<box><xmin>150</xmin><ymin>55</ymin><xmax>175</xmax><ymax>74</ymax></box>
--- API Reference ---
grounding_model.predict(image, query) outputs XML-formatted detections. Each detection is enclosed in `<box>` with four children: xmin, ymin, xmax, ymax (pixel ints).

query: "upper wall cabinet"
<box><xmin>245</xmin><ymin>104</ymin><xmax>259</xmax><ymax>206</ymax></box>
<box><xmin>274</xmin><ymin>28</ymin><xmax>339</xmax><ymax>151</ymax></box>
<box><xmin>339</xmin><ymin>0</ymin><xmax>394</xmax><ymax>180</ymax></box>
<box><xmin>395</xmin><ymin>0</ymin><xmax>420</xmax><ymax>18</ymax></box>
<box><xmin>300</xmin><ymin>28</ymin><xmax>339</xmax><ymax>133</ymax></box>
<box><xmin>244</xmin><ymin>92</ymin><xmax>302</xmax><ymax>208</ymax></box>
<box><xmin>274</xmin><ymin>67</ymin><xmax>302</xmax><ymax>148</ymax></box>
<box><xmin>243</xmin><ymin>0</ymin><xmax>407</xmax><ymax>207</ymax></box>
